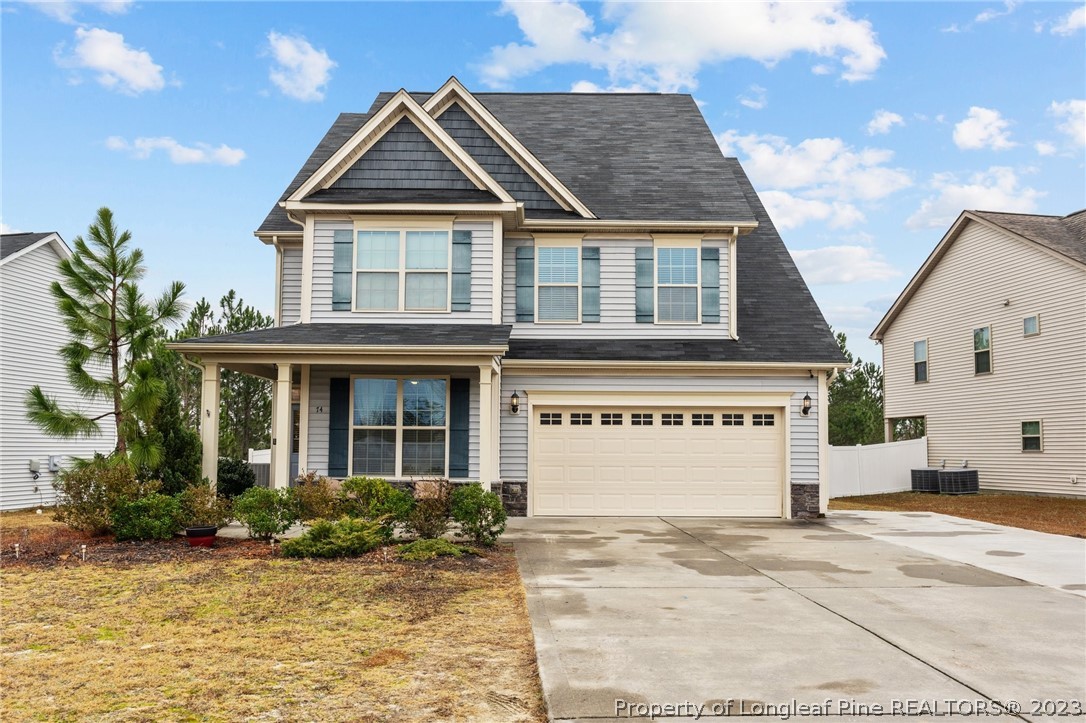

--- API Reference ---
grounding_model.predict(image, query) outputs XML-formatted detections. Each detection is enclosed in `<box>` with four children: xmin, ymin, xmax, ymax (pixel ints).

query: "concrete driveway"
<box><xmin>506</xmin><ymin>517</ymin><xmax>1086</xmax><ymax>722</ymax></box>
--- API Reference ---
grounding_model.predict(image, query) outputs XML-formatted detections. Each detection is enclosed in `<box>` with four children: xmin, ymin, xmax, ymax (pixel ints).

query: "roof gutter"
<box><xmin>167</xmin><ymin>342</ymin><xmax>510</xmax><ymax>356</ymax></box>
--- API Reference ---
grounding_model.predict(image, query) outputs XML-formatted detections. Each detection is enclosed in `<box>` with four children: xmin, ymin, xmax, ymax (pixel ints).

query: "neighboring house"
<box><xmin>0</xmin><ymin>232</ymin><xmax>117</xmax><ymax>510</ymax></box>
<box><xmin>873</xmin><ymin>209</ymin><xmax>1086</xmax><ymax>497</ymax></box>
<box><xmin>172</xmin><ymin>78</ymin><xmax>843</xmax><ymax>518</ymax></box>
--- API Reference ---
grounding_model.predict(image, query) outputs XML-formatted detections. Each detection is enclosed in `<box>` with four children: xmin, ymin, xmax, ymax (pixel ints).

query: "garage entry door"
<box><xmin>532</xmin><ymin>407</ymin><xmax>784</xmax><ymax>517</ymax></box>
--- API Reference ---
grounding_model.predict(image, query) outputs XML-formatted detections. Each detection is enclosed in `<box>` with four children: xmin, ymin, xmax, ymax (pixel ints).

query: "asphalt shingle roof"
<box><xmin>1</xmin><ymin>232</ymin><xmax>54</xmax><ymax>260</ymax></box>
<box><xmin>258</xmin><ymin>90</ymin><xmax>757</xmax><ymax>232</ymax></box>
<box><xmin>177</xmin><ymin>323</ymin><xmax>512</xmax><ymax>348</ymax></box>
<box><xmin>971</xmin><ymin>209</ymin><xmax>1086</xmax><ymax>266</ymax></box>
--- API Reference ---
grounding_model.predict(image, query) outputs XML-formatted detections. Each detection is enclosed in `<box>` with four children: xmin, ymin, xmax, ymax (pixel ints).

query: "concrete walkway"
<box><xmin>507</xmin><ymin>517</ymin><xmax>1086</xmax><ymax>722</ymax></box>
<box><xmin>823</xmin><ymin>510</ymin><xmax>1086</xmax><ymax>597</ymax></box>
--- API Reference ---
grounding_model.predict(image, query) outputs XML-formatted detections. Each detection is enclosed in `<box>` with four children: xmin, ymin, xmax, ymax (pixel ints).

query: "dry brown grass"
<box><xmin>1</xmin><ymin>512</ymin><xmax>544</xmax><ymax>722</ymax></box>
<box><xmin>830</xmin><ymin>491</ymin><xmax>1086</xmax><ymax>538</ymax></box>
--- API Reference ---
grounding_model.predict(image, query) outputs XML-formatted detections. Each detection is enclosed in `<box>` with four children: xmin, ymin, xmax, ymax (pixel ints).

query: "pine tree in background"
<box><xmin>828</xmin><ymin>331</ymin><xmax>885</xmax><ymax>446</ymax></box>
<box><xmin>25</xmin><ymin>207</ymin><xmax>185</xmax><ymax>468</ymax></box>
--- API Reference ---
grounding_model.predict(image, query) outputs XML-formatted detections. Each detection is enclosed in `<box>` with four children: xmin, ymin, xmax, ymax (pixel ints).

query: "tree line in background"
<box><xmin>26</xmin><ymin>207</ymin><xmax>273</xmax><ymax>493</ymax></box>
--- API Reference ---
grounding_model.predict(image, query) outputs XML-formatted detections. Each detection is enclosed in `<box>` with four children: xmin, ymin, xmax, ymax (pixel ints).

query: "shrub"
<box><xmin>176</xmin><ymin>483</ymin><xmax>232</xmax><ymax>529</ymax></box>
<box><xmin>110</xmin><ymin>493</ymin><xmax>181</xmax><ymax>541</ymax></box>
<box><xmin>281</xmin><ymin>518</ymin><xmax>385</xmax><ymax>558</ymax></box>
<box><xmin>233</xmin><ymin>487</ymin><xmax>299</xmax><ymax>539</ymax></box>
<box><xmin>399</xmin><ymin>538</ymin><xmax>468</xmax><ymax>562</ymax></box>
<box><xmin>451</xmin><ymin>484</ymin><xmax>507</xmax><ymax>546</ymax></box>
<box><xmin>53</xmin><ymin>456</ymin><xmax>160</xmax><ymax>534</ymax></box>
<box><xmin>406</xmin><ymin>478</ymin><xmax>452</xmax><ymax>540</ymax></box>
<box><xmin>339</xmin><ymin>476</ymin><xmax>413</xmax><ymax>540</ymax></box>
<box><xmin>291</xmin><ymin>472</ymin><xmax>339</xmax><ymax>522</ymax></box>
<box><xmin>217</xmin><ymin>457</ymin><xmax>257</xmax><ymax>498</ymax></box>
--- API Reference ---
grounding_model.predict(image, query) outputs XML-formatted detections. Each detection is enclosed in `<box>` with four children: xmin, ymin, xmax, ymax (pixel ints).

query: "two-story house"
<box><xmin>873</xmin><ymin>209</ymin><xmax>1086</xmax><ymax>497</ymax></box>
<box><xmin>174</xmin><ymin>78</ymin><xmax>843</xmax><ymax>518</ymax></box>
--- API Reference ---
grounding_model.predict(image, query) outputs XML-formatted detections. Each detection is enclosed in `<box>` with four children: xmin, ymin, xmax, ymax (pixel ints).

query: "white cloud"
<box><xmin>761</xmin><ymin>191</ymin><xmax>865</xmax><ymax>230</ymax></box>
<box><xmin>738</xmin><ymin>84</ymin><xmax>767</xmax><ymax>110</ymax></box>
<box><xmin>866</xmin><ymin>109</ymin><xmax>904</xmax><ymax>135</ymax></box>
<box><xmin>21</xmin><ymin>0</ymin><xmax>132</xmax><ymax>24</ymax></box>
<box><xmin>790</xmin><ymin>245</ymin><xmax>901</xmax><ymax>285</ymax></box>
<box><xmin>481</xmin><ymin>0</ymin><xmax>886</xmax><ymax>91</ymax></box>
<box><xmin>1051</xmin><ymin>6</ymin><xmax>1085</xmax><ymax>35</ymax></box>
<box><xmin>975</xmin><ymin>1</ymin><xmax>1020</xmax><ymax>23</ymax></box>
<box><xmin>106</xmin><ymin>136</ymin><xmax>246</xmax><ymax>166</ymax></box>
<box><xmin>952</xmin><ymin>106</ymin><xmax>1016</xmax><ymax>150</ymax></box>
<box><xmin>1049</xmin><ymin>99</ymin><xmax>1085</xmax><ymax>147</ymax></box>
<box><xmin>266</xmin><ymin>31</ymin><xmax>336</xmax><ymax>102</ymax></box>
<box><xmin>1034</xmin><ymin>141</ymin><xmax>1057</xmax><ymax>156</ymax></box>
<box><xmin>56</xmin><ymin>27</ymin><xmax>165</xmax><ymax>95</ymax></box>
<box><xmin>906</xmin><ymin>166</ymin><xmax>1044</xmax><ymax>229</ymax></box>
<box><xmin>1</xmin><ymin>220</ymin><xmax>22</xmax><ymax>234</ymax></box>
<box><xmin>941</xmin><ymin>23</ymin><xmax>962</xmax><ymax>33</ymax></box>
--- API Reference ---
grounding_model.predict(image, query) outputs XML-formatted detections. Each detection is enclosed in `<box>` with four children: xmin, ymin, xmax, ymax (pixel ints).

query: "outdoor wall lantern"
<box><xmin>801</xmin><ymin>393</ymin><xmax>812</xmax><ymax>416</ymax></box>
<box><xmin>510</xmin><ymin>391</ymin><xmax>521</xmax><ymax>415</ymax></box>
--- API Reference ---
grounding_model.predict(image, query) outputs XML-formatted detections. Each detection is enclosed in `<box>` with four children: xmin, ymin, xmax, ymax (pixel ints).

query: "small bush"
<box><xmin>281</xmin><ymin>518</ymin><xmax>385</xmax><ymax>558</ymax></box>
<box><xmin>451</xmin><ymin>484</ymin><xmax>507</xmax><ymax>546</ymax></box>
<box><xmin>292</xmin><ymin>472</ymin><xmax>339</xmax><ymax>522</ymax></box>
<box><xmin>399</xmin><ymin>538</ymin><xmax>469</xmax><ymax>562</ymax></box>
<box><xmin>176</xmin><ymin>483</ymin><xmax>232</xmax><ymax>529</ymax></box>
<box><xmin>406</xmin><ymin>478</ymin><xmax>452</xmax><ymax>540</ymax></box>
<box><xmin>233</xmin><ymin>487</ymin><xmax>299</xmax><ymax>539</ymax></box>
<box><xmin>339</xmin><ymin>476</ymin><xmax>413</xmax><ymax>540</ymax></box>
<box><xmin>53</xmin><ymin>456</ymin><xmax>160</xmax><ymax>534</ymax></box>
<box><xmin>217</xmin><ymin>457</ymin><xmax>257</xmax><ymax>498</ymax></box>
<box><xmin>110</xmin><ymin>493</ymin><xmax>181</xmax><ymax>541</ymax></box>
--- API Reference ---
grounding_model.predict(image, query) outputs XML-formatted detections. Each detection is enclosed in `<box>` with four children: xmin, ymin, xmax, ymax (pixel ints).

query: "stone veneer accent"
<box><xmin>790</xmin><ymin>482</ymin><xmax>821</xmax><ymax>519</ymax></box>
<box><xmin>492</xmin><ymin>480</ymin><xmax>528</xmax><ymax>517</ymax></box>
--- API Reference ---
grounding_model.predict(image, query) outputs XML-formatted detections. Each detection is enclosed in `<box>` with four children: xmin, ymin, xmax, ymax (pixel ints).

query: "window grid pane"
<box><xmin>356</xmin><ymin>231</ymin><xmax>400</xmax><ymax>270</ymax></box>
<box><xmin>571</xmin><ymin>412</ymin><xmax>592</xmax><ymax>426</ymax></box>
<box><xmin>405</xmin><ymin>273</ymin><xmax>448</xmax><ymax>310</ymax></box>
<box><xmin>538</xmin><ymin>286</ymin><xmax>579</xmax><ymax>321</ymax></box>
<box><xmin>631</xmin><ymin>413</ymin><xmax>653</xmax><ymax>426</ymax></box>
<box><xmin>540</xmin><ymin>412</ymin><xmax>562</xmax><ymax>425</ymax></box>
<box><xmin>356</xmin><ymin>272</ymin><xmax>398</xmax><ymax>310</ymax></box>
<box><xmin>403</xmin><ymin>379</ymin><xmax>446</xmax><ymax>427</ymax></box>
<box><xmin>601</xmin><ymin>413</ymin><xmax>623</xmax><ymax>426</ymax></box>
<box><xmin>353</xmin><ymin>379</ymin><xmax>397</xmax><ymax>426</ymax></box>
<box><xmin>973</xmin><ymin>327</ymin><xmax>990</xmax><ymax>352</ymax></box>
<box><xmin>405</xmin><ymin>231</ymin><xmax>449</xmax><ymax>270</ymax></box>
<box><xmin>662</xmin><ymin>413</ymin><xmax>684</xmax><ymax>426</ymax></box>
<box><xmin>657</xmin><ymin>248</ymin><xmax>698</xmax><ymax>284</ymax></box>
<box><xmin>537</xmin><ymin>247</ymin><xmax>579</xmax><ymax>283</ymax></box>
<box><xmin>692</xmin><ymin>413</ymin><xmax>714</xmax><ymax>426</ymax></box>
<box><xmin>753</xmin><ymin>413</ymin><xmax>775</xmax><ymax>427</ymax></box>
<box><xmin>657</xmin><ymin>287</ymin><xmax>698</xmax><ymax>323</ymax></box>
<box><xmin>722</xmin><ymin>413</ymin><xmax>744</xmax><ymax>426</ymax></box>
<box><xmin>352</xmin><ymin>429</ymin><xmax>396</xmax><ymax>476</ymax></box>
<box><xmin>402</xmin><ymin>430</ymin><xmax>446</xmax><ymax>476</ymax></box>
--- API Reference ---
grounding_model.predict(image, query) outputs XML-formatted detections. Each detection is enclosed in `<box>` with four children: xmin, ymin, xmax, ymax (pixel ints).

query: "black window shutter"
<box><xmin>515</xmin><ymin>245</ymin><xmax>535</xmax><ymax>322</ymax></box>
<box><xmin>635</xmin><ymin>246</ymin><xmax>654</xmax><ymax>323</ymax></box>
<box><xmin>332</xmin><ymin>230</ymin><xmax>353</xmax><ymax>311</ymax></box>
<box><xmin>448</xmin><ymin>378</ymin><xmax>470</xmax><ymax>478</ymax></box>
<box><xmin>582</xmin><ymin>246</ymin><xmax>600</xmax><ymax>323</ymax></box>
<box><xmin>451</xmin><ymin>230</ymin><xmax>472</xmax><ymax>311</ymax></box>
<box><xmin>701</xmin><ymin>247</ymin><xmax>721</xmax><ymax>323</ymax></box>
<box><xmin>328</xmin><ymin>378</ymin><xmax>350</xmax><ymax>477</ymax></box>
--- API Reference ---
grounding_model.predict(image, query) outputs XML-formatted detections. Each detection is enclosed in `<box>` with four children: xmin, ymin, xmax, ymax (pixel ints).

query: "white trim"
<box><xmin>492</xmin><ymin>217</ymin><xmax>503</xmax><ymax>325</ymax></box>
<box><xmin>728</xmin><ymin>231</ymin><xmax>738</xmax><ymax>340</ymax></box>
<box><xmin>817</xmin><ymin>371</ymin><xmax>829</xmax><ymax>515</ymax></box>
<box><xmin>274</xmin><ymin>243</ymin><xmax>284</xmax><ymax>325</ymax></box>
<box><xmin>288</xmin><ymin>90</ymin><xmax>514</xmax><ymax>204</ymax></box>
<box><xmin>0</xmin><ymin>232</ymin><xmax>70</xmax><ymax>267</ymax></box>
<box><xmin>520</xmin><ymin>217</ymin><xmax>759</xmax><ymax>233</ymax></box>
<box><xmin>282</xmin><ymin>201</ymin><xmax>519</xmax><ymax>214</ymax></box>
<box><xmin>347</xmin><ymin>375</ymin><xmax>451</xmax><ymax>478</ymax></box>
<box><xmin>424</xmin><ymin>77</ymin><xmax>596</xmax><ymax>219</ymax></box>
<box><xmin>298</xmin><ymin>364</ymin><xmax>311</xmax><ymax>472</ymax></box>
<box><xmin>300</xmin><ymin>215</ymin><xmax>315</xmax><ymax>323</ymax></box>
<box><xmin>653</xmin><ymin>237</ymin><xmax>701</xmax><ymax>325</ymax></box>
<box><xmin>534</xmin><ymin>236</ymin><xmax>582</xmax><ymax>324</ymax></box>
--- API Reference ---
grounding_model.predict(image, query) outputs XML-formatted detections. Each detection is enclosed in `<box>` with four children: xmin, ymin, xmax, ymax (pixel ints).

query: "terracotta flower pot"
<box><xmin>185</xmin><ymin>526</ymin><xmax>218</xmax><ymax>548</ymax></box>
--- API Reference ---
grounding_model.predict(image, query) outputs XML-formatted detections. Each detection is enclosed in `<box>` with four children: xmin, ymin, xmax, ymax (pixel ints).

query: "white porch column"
<box><xmin>272</xmin><ymin>363</ymin><xmax>293</xmax><ymax>489</ymax></box>
<box><xmin>478</xmin><ymin>365</ymin><xmax>493</xmax><ymax>490</ymax></box>
<box><xmin>200</xmin><ymin>362</ymin><xmax>221</xmax><ymax>489</ymax></box>
<box><xmin>491</xmin><ymin>367</ymin><xmax>501</xmax><ymax>488</ymax></box>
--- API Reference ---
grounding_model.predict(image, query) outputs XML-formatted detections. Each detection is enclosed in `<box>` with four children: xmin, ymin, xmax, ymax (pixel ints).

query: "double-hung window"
<box><xmin>656</xmin><ymin>245</ymin><xmax>699</xmax><ymax>323</ymax></box>
<box><xmin>914</xmin><ymin>340</ymin><xmax>928</xmax><ymax>383</ymax></box>
<box><xmin>355</xmin><ymin>227</ymin><xmax>450</xmax><ymax>311</ymax></box>
<box><xmin>973</xmin><ymin>326</ymin><xmax>992</xmax><ymax>374</ymax></box>
<box><xmin>536</xmin><ymin>242</ymin><xmax>580</xmax><ymax>322</ymax></box>
<box><xmin>1021</xmin><ymin>421</ymin><xmax>1042</xmax><ymax>452</ymax></box>
<box><xmin>350</xmin><ymin>377</ymin><xmax>448</xmax><ymax>477</ymax></box>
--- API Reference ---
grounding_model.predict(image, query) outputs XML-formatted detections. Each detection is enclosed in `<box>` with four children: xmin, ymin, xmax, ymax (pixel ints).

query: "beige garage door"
<box><xmin>532</xmin><ymin>407</ymin><xmax>784</xmax><ymax>517</ymax></box>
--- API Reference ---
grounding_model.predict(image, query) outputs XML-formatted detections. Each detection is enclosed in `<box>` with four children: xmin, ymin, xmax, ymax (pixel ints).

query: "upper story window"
<box><xmin>656</xmin><ymin>246</ymin><xmax>699</xmax><ymax>323</ymax></box>
<box><xmin>1023</xmin><ymin>315</ymin><xmax>1040</xmax><ymax>337</ymax></box>
<box><xmin>355</xmin><ymin>228</ymin><xmax>450</xmax><ymax>311</ymax></box>
<box><xmin>536</xmin><ymin>244</ymin><xmax>580</xmax><ymax>322</ymax></box>
<box><xmin>973</xmin><ymin>326</ymin><xmax>991</xmax><ymax>375</ymax></box>
<box><xmin>913</xmin><ymin>339</ymin><xmax>928</xmax><ymax>383</ymax></box>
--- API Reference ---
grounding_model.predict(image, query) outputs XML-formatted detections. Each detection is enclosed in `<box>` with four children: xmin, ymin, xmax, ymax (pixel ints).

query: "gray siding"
<box><xmin>502</xmin><ymin>238</ymin><xmax>730</xmax><ymax>338</ymax></box>
<box><xmin>279</xmin><ymin>245</ymin><xmax>302</xmax><ymax>325</ymax></box>
<box><xmin>0</xmin><ymin>245</ymin><xmax>116</xmax><ymax>510</ymax></box>
<box><xmin>305</xmin><ymin>369</ymin><xmax>479</xmax><ymax>480</ymax></box>
<box><xmin>331</xmin><ymin>117</ymin><xmax>475</xmax><ymax>190</ymax></box>
<box><xmin>498</xmin><ymin>374</ymin><xmax>817</xmax><ymax>482</ymax></box>
<box><xmin>310</xmin><ymin>219</ymin><xmax>494</xmax><ymax>323</ymax></box>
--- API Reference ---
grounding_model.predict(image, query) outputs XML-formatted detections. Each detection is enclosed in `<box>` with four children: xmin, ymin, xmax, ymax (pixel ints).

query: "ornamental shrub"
<box><xmin>53</xmin><ymin>455</ymin><xmax>160</xmax><ymax>534</ymax></box>
<box><xmin>216</xmin><ymin>457</ymin><xmax>256</xmax><ymax>498</ymax></box>
<box><xmin>280</xmin><ymin>518</ymin><xmax>385</xmax><ymax>558</ymax></box>
<box><xmin>232</xmin><ymin>487</ymin><xmax>299</xmax><ymax>539</ymax></box>
<box><xmin>339</xmin><ymin>476</ymin><xmax>413</xmax><ymax>540</ymax></box>
<box><xmin>451</xmin><ymin>484</ymin><xmax>507</xmax><ymax>546</ymax></box>
<box><xmin>406</xmin><ymin>478</ymin><xmax>452</xmax><ymax>540</ymax></box>
<box><xmin>176</xmin><ymin>483</ymin><xmax>232</xmax><ymax>529</ymax></box>
<box><xmin>399</xmin><ymin>538</ymin><xmax>468</xmax><ymax>562</ymax></box>
<box><xmin>291</xmin><ymin>472</ymin><xmax>339</xmax><ymax>522</ymax></box>
<box><xmin>110</xmin><ymin>493</ymin><xmax>181</xmax><ymax>541</ymax></box>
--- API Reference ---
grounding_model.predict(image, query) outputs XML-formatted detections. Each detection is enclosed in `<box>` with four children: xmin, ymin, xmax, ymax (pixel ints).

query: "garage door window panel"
<box><xmin>632</xmin><ymin>413</ymin><xmax>654</xmax><ymax>426</ymax></box>
<box><xmin>752</xmin><ymin>413</ymin><xmax>775</xmax><ymax>426</ymax></box>
<box><xmin>722</xmin><ymin>413</ymin><xmax>744</xmax><ymax>426</ymax></box>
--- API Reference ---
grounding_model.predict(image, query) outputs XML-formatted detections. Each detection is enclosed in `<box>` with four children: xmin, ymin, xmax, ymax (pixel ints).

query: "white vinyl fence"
<box><xmin>829</xmin><ymin>437</ymin><xmax>928</xmax><ymax>498</ymax></box>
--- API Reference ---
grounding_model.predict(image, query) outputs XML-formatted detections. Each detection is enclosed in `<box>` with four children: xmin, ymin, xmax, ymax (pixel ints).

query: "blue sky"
<box><xmin>3</xmin><ymin>1</ymin><xmax>1083</xmax><ymax>362</ymax></box>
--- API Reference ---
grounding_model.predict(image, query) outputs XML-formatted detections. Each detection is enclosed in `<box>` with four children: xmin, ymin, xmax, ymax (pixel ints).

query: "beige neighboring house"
<box><xmin>872</xmin><ymin>209</ymin><xmax>1086</xmax><ymax>497</ymax></box>
<box><xmin>0</xmin><ymin>232</ymin><xmax>117</xmax><ymax>510</ymax></box>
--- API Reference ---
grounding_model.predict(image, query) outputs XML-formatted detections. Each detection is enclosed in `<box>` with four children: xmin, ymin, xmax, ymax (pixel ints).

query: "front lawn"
<box><xmin>830</xmin><ymin>491</ymin><xmax>1086</xmax><ymax>538</ymax></box>
<box><xmin>0</xmin><ymin>510</ymin><xmax>544</xmax><ymax>722</ymax></box>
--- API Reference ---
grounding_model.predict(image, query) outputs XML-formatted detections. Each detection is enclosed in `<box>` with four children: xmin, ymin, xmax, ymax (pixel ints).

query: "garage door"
<box><xmin>532</xmin><ymin>407</ymin><xmax>783</xmax><ymax>517</ymax></box>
